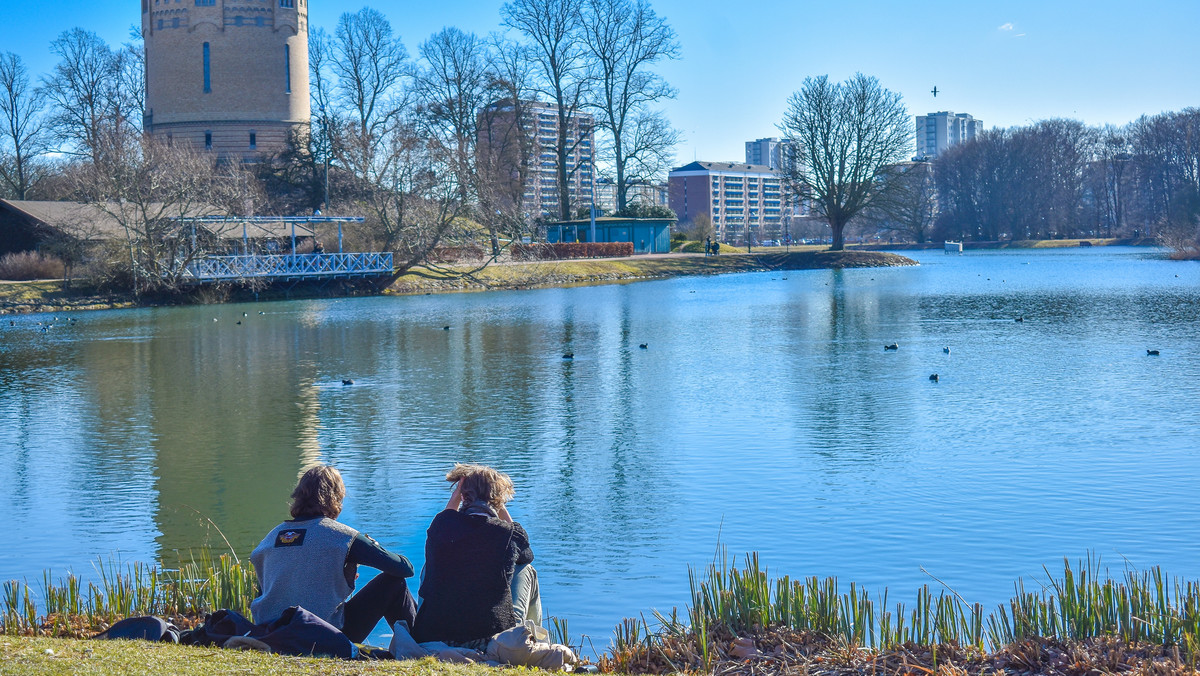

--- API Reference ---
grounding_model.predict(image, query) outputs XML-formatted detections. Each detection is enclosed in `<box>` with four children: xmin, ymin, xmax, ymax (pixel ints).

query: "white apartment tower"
<box><xmin>745</xmin><ymin>137</ymin><xmax>796</xmax><ymax>172</ymax></box>
<box><xmin>478</xmin><ymin>100</ymin><xmax>594</xmax><ymax>220</ymax></box>
<box><xmin>915</xmin><ymin>112</ymin><xmax>983</xmax><ymax>159</ymax></box>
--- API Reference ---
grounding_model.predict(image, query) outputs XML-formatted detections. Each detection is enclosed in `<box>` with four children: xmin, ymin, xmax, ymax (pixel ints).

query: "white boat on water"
<box><xmin>944</xmin><ymin>241</ymin><xmax>963</xmax><ymax>253</ymax></box>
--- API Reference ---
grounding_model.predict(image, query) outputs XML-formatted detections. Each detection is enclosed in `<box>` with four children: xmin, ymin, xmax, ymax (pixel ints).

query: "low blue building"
<box><xmin>545</xmin><ymin>217</ymin><xmax>674</xmax><ymax>254</ymax></box>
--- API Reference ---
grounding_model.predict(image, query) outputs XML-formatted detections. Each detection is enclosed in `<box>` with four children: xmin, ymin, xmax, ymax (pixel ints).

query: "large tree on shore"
<box><xmin>0</xmin><ymin>52</ymin><xmax>48</xmax><ymax>200</ymax></box>
<box><xmin>312</xmin><ymin>8</ymin><xmax>476</xmax><ymax>271</ymax></box>
<box><xmin>582</xmin><ymin>0</ymin><xmax>679</xmax><ymax>212</ymax></box>
<box><xmin>41</xmin><ymin>29</ymin><xmax>141</xmax><ymax>165</ymax></box>
<box><xmin>502</xmin><ymin>0</ymin><xmax>590</xmax><ymax>221</ymax></box>
<box><xmin>780</xmin><ymin>74</ymin><xmax>911</xmax><ymax>250</ymax></box>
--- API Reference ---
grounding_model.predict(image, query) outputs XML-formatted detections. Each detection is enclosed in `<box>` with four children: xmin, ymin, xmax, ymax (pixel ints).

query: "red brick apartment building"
<box><xmin>668</xmin><ymin>161</ymin><xmax>786</xmax><ymax>244</ymax></box>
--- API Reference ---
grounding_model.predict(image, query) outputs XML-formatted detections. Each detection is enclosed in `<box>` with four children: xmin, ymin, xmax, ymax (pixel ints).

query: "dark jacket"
<box><xmin>412</xmin><ymin>508</ymin><xmax>534</xmax><ymax>644</ymax></box>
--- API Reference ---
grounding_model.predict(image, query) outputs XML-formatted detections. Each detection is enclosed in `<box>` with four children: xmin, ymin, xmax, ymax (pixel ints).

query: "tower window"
<box><xmin>204</xmin><ymin>132</ymin><xmax>212</xmax><ymax>150</ymax></box>
<box><xmin>280</xmin><ymin>0</ymin><xmax>294</xmax><ymax>7</ymax></box>
<box><xmin>234</xmin><ymin>16</ymin><xmax>243</xmax><ymax>26</ymax></box>
<box><xmin>203</xmin><ymin>42</ymin><xmax>211</xmax><ymax>93</ymax></box>
<box><xmin>249</xmin><ymin>132</ymin><xmax>257</xmax><ymax>150</ymax></box>
<box><xmin>195</xmin><ymin>0</ymin><xmax>215</xmax><ymax>5</ymax></box>
<box><xmin>284</xmin><ymin>44</ymin><xmax>291</xmax><ymax>93</ymax></box>
<box><xmin>172</xmin><ymin>17</ymin><xmax>180</xmax><ymax>28</ymax></box>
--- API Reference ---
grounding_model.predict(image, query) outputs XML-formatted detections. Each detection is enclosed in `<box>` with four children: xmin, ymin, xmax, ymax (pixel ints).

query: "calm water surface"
<box><xmin>2</xmin><ymin>247</ymin><xmax>1199</xmax><ymax>645</ymax></box>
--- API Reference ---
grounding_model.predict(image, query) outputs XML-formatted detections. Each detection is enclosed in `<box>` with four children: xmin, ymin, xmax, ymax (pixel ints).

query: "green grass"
<box><xmin>3</xmin><ymin>553</ymin><xmax>256</xmax><ymax>638</ymax></box>
<box><xmin>388</xmin><ymin>250</ymin><xmax>916</xmax><ymax>295</ymax></box>
<box><xmin>0</xmin><ymin>636</ymin><xmax>523</xmax><ymax>676</ymax></box>
<box><xmin>597</xmin><ymin>551</ymin><xmax>1200</xmax><ymax>673</ymax></box>
<box><xmin>9</xmin><ymin>552</ymin><xmax>1200</xmax><ymax>674</ymax></box>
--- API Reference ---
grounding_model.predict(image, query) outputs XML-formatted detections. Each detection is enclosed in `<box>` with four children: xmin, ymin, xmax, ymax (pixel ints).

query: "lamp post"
<box><xmin>587</xmin><ymin>155</ymin><xmax>597</xmax><ymax>245</ymax></box>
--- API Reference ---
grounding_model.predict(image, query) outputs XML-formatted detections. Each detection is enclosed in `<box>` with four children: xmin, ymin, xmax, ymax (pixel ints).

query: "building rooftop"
<box><xmin>670</xmin><ymin>161</ymin><xmax>779</xmax><ymax>174</ymax></box>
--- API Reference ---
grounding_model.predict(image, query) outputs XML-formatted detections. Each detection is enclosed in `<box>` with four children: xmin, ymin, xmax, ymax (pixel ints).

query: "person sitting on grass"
<box><xmin>411</xmin><ymin>463</ymin><xmax>542</xmax><ymax>648</ymax></box>
<box><xmin>250</xmin><ymin>464</ymin><xmax>417</xmax><ymax>643</ymax></box>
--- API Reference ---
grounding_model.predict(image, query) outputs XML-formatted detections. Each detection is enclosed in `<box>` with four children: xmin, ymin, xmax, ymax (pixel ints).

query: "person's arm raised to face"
<box><xmin>496</xmin><ymin>504</ymin><xmax>513</xmax><ymax>523</ymax></box>
<box><xmin>445</xmin><ymin>479</ymin><xmax>463</xmax><ymax>511</ymax></box>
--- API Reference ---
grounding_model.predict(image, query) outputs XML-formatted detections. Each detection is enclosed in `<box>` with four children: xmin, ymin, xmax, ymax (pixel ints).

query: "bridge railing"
<box><xmin>181</xmin><ymin>252</ymin><xmax>394</xmax><ymax>282</ymax></box>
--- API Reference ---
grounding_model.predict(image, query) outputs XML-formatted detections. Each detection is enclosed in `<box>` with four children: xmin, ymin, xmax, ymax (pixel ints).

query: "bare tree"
<box><xmin>582</xmin><ymin>0</ymin><xmax>679</xmax><ymax>212</ymax></box>
<box><xmin>860</xmin><ymin>160</ymin><xmax>936</xmax><ymax>243</ymax></box>
<box><xmin>616</xmin><ymin>109</ymin><xmax>678</xmax><ymax>208</ymax></box>
<box><xmin>503</xmin><ymin>0</ymin><xmax>590</xmax><ymax>221</ymax></box>
<box><xmin>41</xmin><ymin>29</ymin><xmax>139</xmax><ymax>164</ymax></box>
<box><xmin>315</xmin><ymin>8</ymin><xmax>473</xmax><ymax>271</ymax></box>
<box><xmin>0</xmin><ymin>52</ymin><xmax>48</xmax><ymax>200</ymax></box>
<box><xmin>328</xmin><ymin>7</ymin><xmax>410</xmax><ymax>194</ymax></box>
<box><xmin>780</xmin><ymin>74</ymin><xmax>911</xmax><ymax>250</ymax></box>
<box><xmin>475</xmin><ymin>37</ymin><xmax>537</xmax><ymax>249</ymax></box>
<box><xmin>70</xmin><ymin>136</ymin><xmax>257</xmax><ymax>293</ymax></box>
<box><xmin>933</xmin><ymin>129</ymin><xmax>1013</xmax><ymax>241</ymax></box>
<box><xmin>414</xmin><ymin>28</ymin><xmax>493</xmax><ymax>209</ymax></box>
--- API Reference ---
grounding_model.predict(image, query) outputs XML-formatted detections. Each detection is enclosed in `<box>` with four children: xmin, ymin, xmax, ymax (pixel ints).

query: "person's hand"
<box><xmin>496</xmin><ymin>504</ymin><xmax>513</xmax><ymax>523</ymax></box>
<box><xmin>445</xmin><ymin>479</ymin><xmax>463</xmax><ymax>511</ymax></box>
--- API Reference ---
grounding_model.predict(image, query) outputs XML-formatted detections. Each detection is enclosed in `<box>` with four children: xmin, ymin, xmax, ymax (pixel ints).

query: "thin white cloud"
<box><xmin>1015</xmin><ymin>33</ymin><xmax>1026</xmax><ymax>38</ymax></box>
<box><xmin>998</xmin><ymin>22</ymin><xmax>1014</xmax><ymax>31</ymax></box>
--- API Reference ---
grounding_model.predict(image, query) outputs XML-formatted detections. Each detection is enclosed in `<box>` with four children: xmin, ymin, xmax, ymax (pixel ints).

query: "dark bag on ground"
<box><xmin>180</xmin><ymin>606</ymin><xmax>353</xmax><ymax>659</ymax></box>
<box><xmin>93</xmin><ymin>616</ymin><xmax>180</xmax><ymax>643</ymax></box>
<box><xmin>179</xmin><ymin>608</ymin><xmax>256</xmax><ymax>647</ymax></box>
<box><xmin>253</xmin><ymin>606</ymin><xmax>354</xmax><ymax>659</ymax></box>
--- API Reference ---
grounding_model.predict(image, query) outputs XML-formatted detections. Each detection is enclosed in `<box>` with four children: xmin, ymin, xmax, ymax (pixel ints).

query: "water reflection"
<box><xmin>2</xmin><ymin>248</ymin><xmax>1200</xmax><ymax>643</ymax></box>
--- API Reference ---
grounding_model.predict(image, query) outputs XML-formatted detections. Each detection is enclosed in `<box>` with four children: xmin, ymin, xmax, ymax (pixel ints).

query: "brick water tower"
<box><xmin>141</xmin><ymin>0</ymin><xmax>310</xmax><ymax>159</ymax></box>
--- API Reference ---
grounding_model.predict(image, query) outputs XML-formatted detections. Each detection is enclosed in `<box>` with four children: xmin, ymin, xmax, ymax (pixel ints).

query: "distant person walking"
<box><xmin>705</xmin><ymin>237</ymin><xmax>711</xmax><ymax>256</ymax></box>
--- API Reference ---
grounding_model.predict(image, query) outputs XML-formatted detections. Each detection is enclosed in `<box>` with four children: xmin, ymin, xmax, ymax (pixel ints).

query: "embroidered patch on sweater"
<box><xmin>275</xmin><ymin>529</ymin><xmax>307</xmax><ymax>547</ymax></box>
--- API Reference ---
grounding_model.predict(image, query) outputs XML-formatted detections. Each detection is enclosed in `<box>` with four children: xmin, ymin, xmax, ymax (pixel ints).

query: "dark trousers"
<box><xmin>340</xmin><ymin>573</ymin><xmax>418</xmax><ymax>644</ymax></box>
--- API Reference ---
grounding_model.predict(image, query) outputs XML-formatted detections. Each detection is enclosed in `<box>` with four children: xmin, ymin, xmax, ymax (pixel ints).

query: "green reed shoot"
<box><xmin>0</xmin><ymin>550</ymin><xmax>258</xmax><ymax>636</ymax></box>
<box><xmin>676</xmin><ymin>552</ymin><xmax>1200</xmax><ymax>659</ymax></box>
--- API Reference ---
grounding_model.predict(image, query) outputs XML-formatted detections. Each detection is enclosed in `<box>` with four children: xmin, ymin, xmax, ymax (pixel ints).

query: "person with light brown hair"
<box><xmin>411</xmin><ymin>463</ymin><xmax>542</xmax><ymax>646</ymax></box>
<box><xmin>250</xmin><ymin>464</ymin><xmax>417</xmax><ymax>642</ymax></box>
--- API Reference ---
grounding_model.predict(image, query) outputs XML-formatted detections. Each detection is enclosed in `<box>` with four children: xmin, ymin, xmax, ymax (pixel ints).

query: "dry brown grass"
<box><xmin>0</xmin><ymin>252</ymin><xmax>66</xmax><ymax>281</ymax></box>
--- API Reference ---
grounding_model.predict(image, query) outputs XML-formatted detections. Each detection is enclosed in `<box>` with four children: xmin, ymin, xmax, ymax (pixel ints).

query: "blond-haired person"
<box><xmin>250</xmin><ymin>465</ymin><xmax>417</xmax><ymax>642</ymax></box>
<box><xmin>411</xmin><ymin>464</ymin><xmax>542</xmax><ymax>646</ymax></box>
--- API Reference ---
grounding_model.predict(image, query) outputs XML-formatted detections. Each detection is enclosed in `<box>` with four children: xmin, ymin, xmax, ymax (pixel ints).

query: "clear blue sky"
<box><xmin>2</xmin><ymin>0</ymin><xmax>1197</xmax><ymax>165</ymax></box>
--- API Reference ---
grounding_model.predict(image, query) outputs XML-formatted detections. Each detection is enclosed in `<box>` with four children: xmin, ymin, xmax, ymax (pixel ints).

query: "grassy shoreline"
<box><xmin>8</xmin><ymin>553</ymin><xmax>1200</xmax><ymax>675</ymax></box>
<box><xmin>0</xmin><ymin>251</ymin><xmax>915</xmax><ymax>315</ymax></box>
<box><xmin>853</xmin><ymin>236</ymin><xmax>1159</xmax><ymax>251</ymax></box>
<box><xmin>386</xmin><ymin>250</ymin><xmax>915</xmax><ymax>295</ymax></box>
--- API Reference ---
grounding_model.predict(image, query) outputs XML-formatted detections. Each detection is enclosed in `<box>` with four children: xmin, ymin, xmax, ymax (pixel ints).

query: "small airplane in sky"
<box><xmin>931</xmin><ymin>86</ymin><xmax>939</xmax><ymax>97</ymax></box>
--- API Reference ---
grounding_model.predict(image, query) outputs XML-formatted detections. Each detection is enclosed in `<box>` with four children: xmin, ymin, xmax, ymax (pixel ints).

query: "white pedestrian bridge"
<box><xmin>173</xmin><ymin>215</ymin><xmax>394</xmax><ymax>283</ymax></box>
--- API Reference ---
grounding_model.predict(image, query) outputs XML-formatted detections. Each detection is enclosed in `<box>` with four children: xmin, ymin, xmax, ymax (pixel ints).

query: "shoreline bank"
<box><xmin>386</xmin><ymin>250</ymin><xmax>916</xmax><ymax>295</ymax></box>
<box><xmin>5</xmin><ymin>554</ymin><xmax>1200</xmax><ymax>675</ymax></box>
<box><xmin>852</xmin><ymin>236</ymin><xmax>1159</xmax><ymax>251</ymax></box>
<box><xmin>0</xmin><ymin>251</ymin><xmax>916</xmax><ymax>315</ymax></box>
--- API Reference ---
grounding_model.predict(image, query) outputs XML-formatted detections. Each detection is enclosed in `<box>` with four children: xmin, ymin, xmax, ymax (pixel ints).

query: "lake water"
<box><xmin>2</xmin><ymin>246</ymin><xmax>1199</xmax><ymax>647</ymax></box>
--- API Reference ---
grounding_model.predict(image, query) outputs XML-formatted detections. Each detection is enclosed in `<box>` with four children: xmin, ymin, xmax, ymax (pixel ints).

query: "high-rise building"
<box><xmin>478</xmin><ymin>100</ymin><xmax>594</xmax><ymax>220</ymax></box>
<box><xmin>915</xmin><ymin>112</ymin><xmax>983</xmax><ymax>159</ymax></box>
<box><xmin>668</xmin><ymin>161</ymin><xmax>786</xmax><ymax>244</ymax></box>
<box><xmin>744</xmin><ymin>137</ymin><xmax>796</xmax><ymax>172</ymax></box>
<box><xmin>141</xmin><ymin>0</ymin><xmax>311</xmax><ymax>159</ymax></box>
<box><xmin>594</xmin><ymin>178</ymin><xmax>669</xmax><ymax>213</ymax></box>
